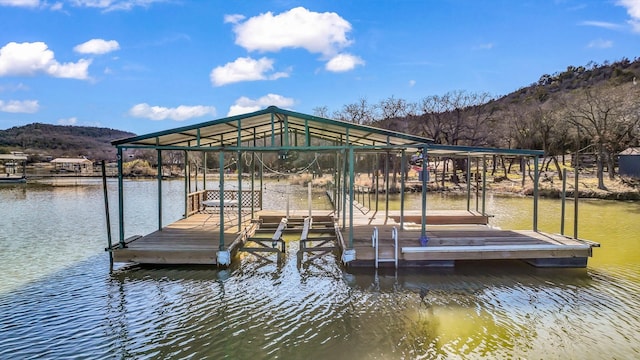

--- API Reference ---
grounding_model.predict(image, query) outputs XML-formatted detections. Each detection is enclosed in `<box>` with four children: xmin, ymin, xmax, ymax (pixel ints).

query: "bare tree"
<box><xmin>529</xmin><ymin>104</ymin><xmax>564</xmax><ymax>179</ymax></box>
<box><xmin>415</xmin><ymin>90</ymin><xmax>495</xmax><ymax>179</ymax></box>
<box><xmin>377</xmin><ymin>96</ymin><xmax>417</xmax><ymax>119</ymax></box>
<box><xmin>333</xmin><ymin>98</ymin><xmax>378</xmax><ymax>124</ymax></box>
<box><xmin>562</xmin><ymin>84</ymin><xmax>640</xmax><ymax>189</ymax></box>
<box><xmin>312</xmin><ymin>106</ymin><xmax>330</xmax><ymax>118</ymax></box>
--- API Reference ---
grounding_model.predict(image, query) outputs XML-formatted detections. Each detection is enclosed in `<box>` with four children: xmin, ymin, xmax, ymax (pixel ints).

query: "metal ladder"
<box><xmin>372</xmin><ymin>226</ymin><xmax>398</xmax><ymax>269</ymax></box>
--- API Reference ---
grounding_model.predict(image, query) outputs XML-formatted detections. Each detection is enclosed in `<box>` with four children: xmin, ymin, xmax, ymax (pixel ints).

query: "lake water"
<box><xmin>1</xmin><ymin>178</ymin><xmax>639</xmax><ymax>359</ymax></box>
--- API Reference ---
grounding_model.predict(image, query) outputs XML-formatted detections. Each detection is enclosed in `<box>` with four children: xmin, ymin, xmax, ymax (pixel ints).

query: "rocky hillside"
<box><xmin>0</xmin><ymin>123</ymin><xmax>135</xmax><ymax>161</ymax></box>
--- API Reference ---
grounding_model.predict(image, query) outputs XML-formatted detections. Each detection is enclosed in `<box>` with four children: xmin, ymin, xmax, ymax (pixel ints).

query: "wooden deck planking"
<box><xmin>111</xmin><ymin>209</ymin><xmax>595</xmax><ymax>267</ymax></box>
<box><xmin>112</xmin><ymin>213</ymin><xmax>252</xmax><ymax>265</ymax></box>
<box><xmin>345</xmin><ymin>223</ymin><xmax>592</xmax><ymax>266</ymax></box>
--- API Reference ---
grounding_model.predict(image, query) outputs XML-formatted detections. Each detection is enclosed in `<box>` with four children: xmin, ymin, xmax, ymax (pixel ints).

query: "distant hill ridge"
<box><xmin>497</xmin><ymin>57</ymin><xmax>640</xmax><ymax>104</ymax></box>
<box><xmin>0</xmin><ymin>123</ymin><xmax>135</xmax><ymax>161</ymax></box>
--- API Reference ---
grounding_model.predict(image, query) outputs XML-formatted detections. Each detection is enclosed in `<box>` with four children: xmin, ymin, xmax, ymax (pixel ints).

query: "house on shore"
<box><xmin>50</xmin><ymin>157</ymin><xmax>94</xmax><ymax>174</ymax></box>
<box><xmin>619</xmin><ymin>147</ymin><xmax>640</xmax><ymax>178</ymax></box>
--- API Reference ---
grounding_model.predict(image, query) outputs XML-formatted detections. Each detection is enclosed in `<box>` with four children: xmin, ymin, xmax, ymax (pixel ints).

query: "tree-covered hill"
<box><xmin>323</xmin><ymin>57</ymin><xmax>640</xmax><ymax>190</ymax></box>
<box><xmin>0</xmin><ymin>123</ymin><xmax>135</xmax><ymax>161</ymax></box>
<box><xmin>497</xmin><ymin>57</ymin><xmax>640</xmax><ymax>104</ymax></box>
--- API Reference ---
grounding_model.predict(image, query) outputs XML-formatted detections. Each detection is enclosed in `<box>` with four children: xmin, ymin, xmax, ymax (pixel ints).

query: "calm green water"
<box><xmin>0</xmin><ymin>179</ymin><xmax>638</xmax><ymax>359</ymax></box>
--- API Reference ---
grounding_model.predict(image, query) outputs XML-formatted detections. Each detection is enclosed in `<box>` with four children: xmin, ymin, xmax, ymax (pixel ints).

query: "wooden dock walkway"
<box><xmin>111</xmin><ymin>209</ymin><xmax>597</xmax><ymax>268</ymax></box>
<box><xmin>112</xmin><ymin>213</ymin><xmax>255</xmax><ymax>265</ymax></box>
<box><xmin>348</xmin><ymin>224</ymin><xmax>593</xmax><ymax>267</ymax></box>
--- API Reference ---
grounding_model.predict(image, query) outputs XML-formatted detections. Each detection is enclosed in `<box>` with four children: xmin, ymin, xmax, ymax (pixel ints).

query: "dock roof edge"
<box><xmin>110</xmin><ymin>106</ymin><xmax>544</xmax><ymax>157</ymax></box>
<box><xmin>111</xmin><ymin>106</ymin><xmax>434</xmax><ymax>148</ymax></box>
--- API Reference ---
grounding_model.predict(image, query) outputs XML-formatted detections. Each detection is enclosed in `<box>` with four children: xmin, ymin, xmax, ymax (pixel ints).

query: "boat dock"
<box><xmin>106</xmin><ymin>106</ymin><xmax>599</xmax><ymax>270</ymax></box>
<box><xmin>111</xmin><ymin>209</ymin><xmax>596</xmax><ymax>268</ymax></box>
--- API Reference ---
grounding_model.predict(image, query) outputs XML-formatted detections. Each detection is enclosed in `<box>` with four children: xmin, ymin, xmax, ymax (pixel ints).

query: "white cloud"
<box><xmin>70</xmin><ymin>0</ymin><xmax>167</xmax><ymax>12</ymax></box>
<box><xmin>587</xmin><ymin>38</ymin><xmax>614</xmax><ymax>48</ymax></box>
<box><xmin>57</xmin><ymin>117</ymin><xmax>78</xmax><ymax>125</ymax></box>
<box><xmin>224</xmin><ymin>14</ymin><xmax>245</xmax><ymax>24</ymax></box>
<box><xmin>231</xmin><ymin>7</ymin><xmax>353</xmax><ymax>56</ymax></box>
<box><xmin>74</xmin><ymin>39</ymin><xmax>120</xmax><ymax>55</ymax></box>
<box><xmin>227</xmin><ymin>94</ymin><xmax>294</xmax><ymax>116</ymax></box>
<box><xmin>46</xmin><ymin>58</ymin><xmax>92</xmax><ymax>79</ymax></box>
<box><xmin>325</xmin><ymin>53</ymin><xmax>365</xmax><ymax>72</ymax></box>
<box><xmin>579</xmin><ymin>20</ymin><xmax>623</xmax><ymax>30</ymax></box>
<box><xmin>128</xmin><ymin>103</ymin><xmax>216</xmax><ymax>121</ymax></box>
<box><xmin>409</xmin><ymin>80</ymin><xmax>416</xmax><ymax>87</ymax></box>
<box><xmin>0</xmin><ymin>42</ymin><xmax>91</xmax><ymax>80</ymax></box>
<box><xmin>617</xmin><ymin>0</ymin><xmax>640</xmax><ymax>32</ymax></box>
<box><xmin>618</xmin><ymin>0</ymin><xmax>640</xmax><ymax>18</ymax></box>
<box><xmin>0</xmin><ymin>99</ymin><xmax>39</xmax><ymax>113</ymax></box>
<box><xmin>210</xmin><ymin>56</ymin><xmax>289</xmax><ymax>86</ymax></box>
<box><xmin>0</xmin><ymin>0</ymin><xmax>39</xmax><ymax>7</ymax></box>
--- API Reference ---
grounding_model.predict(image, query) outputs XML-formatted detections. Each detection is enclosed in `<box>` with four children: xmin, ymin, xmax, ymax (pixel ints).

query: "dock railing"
<box><xmin>187</xmin><ymin>189</ymin><xmax>262</xmax><ymax>217</ymax></box>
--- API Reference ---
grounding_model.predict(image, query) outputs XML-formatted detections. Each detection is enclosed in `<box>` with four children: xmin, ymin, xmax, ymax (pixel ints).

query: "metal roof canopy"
<box><xmin>113</xmin><ymin>106</ymin><xmax>431</xmax><ymax>149</ymax></box>
<box><xmin>112</xmin><ymin>106</ymin><xmax>543</xmax><ymax>157</ymax></box>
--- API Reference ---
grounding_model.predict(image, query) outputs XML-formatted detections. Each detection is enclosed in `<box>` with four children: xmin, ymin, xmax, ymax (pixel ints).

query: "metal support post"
<box><xmin>466</xmin><ymin>154</ymin><xmax>471</xmax><ymax>211</ymax></box>
<box><xmin>400</xmin><ymin>150</ymin><xmax>406</xmax><ymax>230</ymax></box>
<box><xmin>117</xmin><ymin>147</ymin><xmax>125</xmax><ymax>248</ymax></box>
<box><xmin>421</xmin><ymin>146</ymin><xmax>428</xmax><ymax>239</ymax></box>
<box><xmin>533</xmin><ymin>156</ymin><xmax>539</xmax><ymax>232</ymax></box>
<box><xmin>348</xmin><ymin>147</ymin><xmax>355</xmax><ymax>248</ymax></box>
<box><xmin>219</xmin><ymin>151</ymin><xmax>225</xmax><ymax>250</ymax></box>
<box><xmin>561</xmin><ymin>168</ymin><xmax>567</xmax><ymax>235</ymax></box>
<box><xmin>101</xmin><ymin>161</ymin><xmax>113</xmax><ymax>270</ymax></box>
<box><xmin>482</xmin><ymin>155</ymin><xmax>487</xmax><ymax>216</ymax></box>
<box><xmin>157</xmin><ymin>149</ymin><xmax>163</xmax><ymax>231</ymax></box>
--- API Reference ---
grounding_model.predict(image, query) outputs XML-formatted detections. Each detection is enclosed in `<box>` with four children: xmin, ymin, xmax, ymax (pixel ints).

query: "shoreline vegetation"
<box><xmin>289</xmin><ymin>171</ymin><xmax>640</xmax><ymax>201</ymax></box>
<box><xmin>15</xmin><ymin>159</ymin><xmax>639</xmax><ymax>201</ymax></box>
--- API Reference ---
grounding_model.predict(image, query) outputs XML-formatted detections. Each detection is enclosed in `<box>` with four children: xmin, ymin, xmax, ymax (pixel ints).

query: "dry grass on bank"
<box><xmin>290</xmin><ymin>170</ymin><xmax>639</xmax><ymax>200</ymax></box>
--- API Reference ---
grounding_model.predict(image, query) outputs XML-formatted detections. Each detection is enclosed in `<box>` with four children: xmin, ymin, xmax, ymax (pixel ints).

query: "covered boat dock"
<box><xmin>107</xmin><ymin>106</ymin><xmax>598</xmax><ymax>269</ymax></box>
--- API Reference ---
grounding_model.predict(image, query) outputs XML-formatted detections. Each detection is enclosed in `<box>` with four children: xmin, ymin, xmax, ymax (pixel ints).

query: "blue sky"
<box><xmin>0</xmin><ymin>0</ymin><xmax>639</xmax><ymax>135</ymax></box>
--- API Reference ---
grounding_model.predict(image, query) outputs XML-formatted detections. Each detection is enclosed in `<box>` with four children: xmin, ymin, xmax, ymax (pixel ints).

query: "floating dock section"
<box><xmin>111</xmin><ymin>209</ymin><xmax>597</xmax><ymax>268</ymax></box>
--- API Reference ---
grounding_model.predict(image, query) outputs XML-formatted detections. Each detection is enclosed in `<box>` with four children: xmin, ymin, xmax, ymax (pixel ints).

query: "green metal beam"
<box><xmin>482</xmin><ymin>155</ymin><xmax>487</xmax><ymax>216</ymax></box>
<box><xmin>237</xmin><ymin>150</ymin><xmax>242</xmax><ymax>232</ymax></box>
<box><xmin>270</xmin><ymin>112</ymin><xmax>275</xmax><ymax>146</ymax></box>
<box><xmin>157</xmin><ymin>149</ymin><xmax>163</xmax><ymax>231</ymax></box>
<box><xmin>117</xmin><ymin>147</ymin><xmax>125</xmax><ymax>248</ymax></box>
<box><xmin>534</xmin><ymin>156</ymin><xmax>539</xmax><ymax>232</ymax></box>
<box><xmin>219</xmin><ymin>151</ymin><xmax>225</xmax><ymax>250</ymax></box>
<box><xmin>421</xmin><ymin>145</ymin><xmax>428</xmax><ymax>238</ymax></box>
<box><xmin>184</xmin><ymin>150</ymin><xmax>188</xmax><ymax>219</ymax></box>
<box><xmin>385</xmin><ymin>137</ymin><xmax>390</xmax><ymax>220</ymax></box>
<box><xmin>348</xmin><ymin>147</ymin><xmax>355</xmax><ymax>248</ymax></box>
<box><xmin>400</xmin><ymin>149</ymin><xmax>406</xmax><ymax>230</ymax></box>
<box><xmin>305</xmin><ymin>119</ymin><xmax>310</xmax><ymax>146</ymax></box>
<box><xmin>466</xmin><ymin>154</ymin><xmax>471</xmax><ymax>211</ymax></box>
<box><xmin>283</xmin><ymin>114</ymin><xmax>289</xmax><ymax>147</ymax></box>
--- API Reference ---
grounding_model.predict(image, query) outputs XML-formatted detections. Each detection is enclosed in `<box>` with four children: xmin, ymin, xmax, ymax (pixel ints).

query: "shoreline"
<box><xmin>16</xmin><ymin>171</ymin><xmax>640</xmax><ymax>201</ymax></box>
